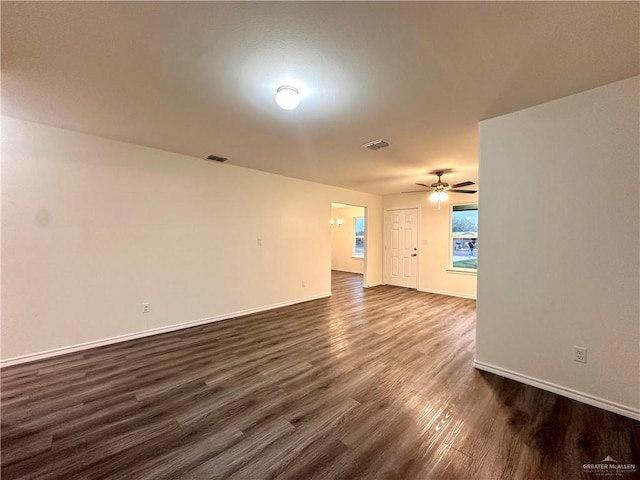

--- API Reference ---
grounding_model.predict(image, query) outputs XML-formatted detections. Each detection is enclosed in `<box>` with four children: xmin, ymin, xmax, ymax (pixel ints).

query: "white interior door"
<box><xmin>385</xmin><ymin>208</ymin><xmax>418</xmax><ymax>288</ymax></box>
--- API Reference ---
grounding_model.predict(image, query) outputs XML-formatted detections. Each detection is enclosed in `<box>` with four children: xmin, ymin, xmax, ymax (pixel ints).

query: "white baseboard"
<box><xmin>1</xmin><ymin>292</ymin><xmax>332</xmax><ymax>368</ymax></box>
<box><xmin>364</xmin><ymin>282</ymin><xmax>382</xmax><ymax>288</ymax></box>
<box><xmin>418</xmin><ymin>287</ymin><xmax>476</xmax><ymax>300</ymax></box>
<box><xmin>473</xmin><ymin>360</ymin><xmax>640</xmax><ymax>421</ymax></box>
<box><xmin>332</xmin><ymin>268</ymin><xmax>364</xmax><ymax>275</ymax></box>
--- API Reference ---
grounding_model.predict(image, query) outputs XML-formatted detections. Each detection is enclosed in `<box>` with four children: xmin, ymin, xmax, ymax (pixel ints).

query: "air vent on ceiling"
<box><xmin>205</xmin><ymin>154</ymin><xmax>228</xmax><ymax>163</ymax></box>
<box><xmin>362</xmin><ymin>139</ymin><xmax>390</xmax><ymax>150</ymax></box>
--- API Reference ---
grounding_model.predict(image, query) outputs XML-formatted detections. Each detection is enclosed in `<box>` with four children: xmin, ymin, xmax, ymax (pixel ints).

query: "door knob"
<box><xmin>411</xmin><ymin>253</ymin><xmax>417</xmax><ymax>257</ymax></box>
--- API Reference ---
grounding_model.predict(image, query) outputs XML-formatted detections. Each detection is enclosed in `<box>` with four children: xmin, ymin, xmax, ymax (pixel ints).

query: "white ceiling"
<box><xmin>2</xmin><ymin>2</ymin><xmax>638</xmax><ymax>195</ymax></box>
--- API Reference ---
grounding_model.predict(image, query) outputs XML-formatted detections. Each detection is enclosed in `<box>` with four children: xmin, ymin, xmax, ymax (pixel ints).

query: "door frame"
<box><xmin>383</xmin><ymin>206</ymin><xmax>421</xmax><ymax>289</ymax></box>
<box><xmin>330</xmin><ymin>202</ymin><xmax>368</xmax><ymax>288</ymax></box>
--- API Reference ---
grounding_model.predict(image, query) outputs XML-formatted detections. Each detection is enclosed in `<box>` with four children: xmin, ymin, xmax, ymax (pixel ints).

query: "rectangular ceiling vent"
<box><xmin>205</xmin><ymin>154</ymin><xmax>228</xmax><ymax>163</ymax></box>
<box><xmin>362</xmin><ymin>139</ymin><xmax>390</xmax><ymax>150</ymax></box>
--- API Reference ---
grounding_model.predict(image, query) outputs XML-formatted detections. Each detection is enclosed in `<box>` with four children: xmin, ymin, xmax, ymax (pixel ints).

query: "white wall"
<box><xmin>382</xmin><ymin>194</ymin><xmax>478</xmax><ymax>299</ymax></box>
<box><xmin>1</xmin><ymin>117</ymin><xmax>383</xmax><ymax>362</ymax></box>
<box><xmin>331</xmin><ymin>206</ymin><xmax>365</xmax><ymax>274</ymax></box>
<box><xmin>476</xmin><ymin>76</ymin><xmax>639</xmax><ymax>419</ymax></box>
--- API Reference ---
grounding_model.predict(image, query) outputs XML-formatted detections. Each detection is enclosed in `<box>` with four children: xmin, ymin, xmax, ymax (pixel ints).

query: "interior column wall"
<box><xmin>476</xmin><ymin>76</ymin><xmax>639</xmax><ymax>418</ymax></box>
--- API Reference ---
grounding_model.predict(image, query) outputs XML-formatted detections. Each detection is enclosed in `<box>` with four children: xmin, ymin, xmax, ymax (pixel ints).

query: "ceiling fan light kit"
<box><xmin>430</xmin><ymin>190</ymin><xmax>449</xmax><ymax>210</ymax></box>
<box><xmin>430</xmin><ymin>191</ymin><xmax>448</xmax><ymax>201</ymax></box>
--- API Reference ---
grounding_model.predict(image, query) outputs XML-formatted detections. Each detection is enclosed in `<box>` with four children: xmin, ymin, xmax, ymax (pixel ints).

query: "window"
<box><xmin>451</xmin><ymin>204</ymin><xmax>478</xmax><ymax>270</ymax></box>
<box><xmin>354</xmin><ymin>216</ymin><xmax>365</xmax><ymax>258</ymax></box>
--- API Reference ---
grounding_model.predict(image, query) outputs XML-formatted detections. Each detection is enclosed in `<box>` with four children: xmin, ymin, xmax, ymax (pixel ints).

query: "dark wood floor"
<box><xmin>2</xmin><ymin>271</ymin><xmax>639</xmax><ymax>479</ymax></box>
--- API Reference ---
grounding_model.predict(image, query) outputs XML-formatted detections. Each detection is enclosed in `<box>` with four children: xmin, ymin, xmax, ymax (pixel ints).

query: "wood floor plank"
<box><xmin>115</xmin><ymin>424</ymin><xmax>245</xmax><ymax>480</ymax></box>
<box><xmin>2</xmin><ymin>271</ymin><xmax>639</xmax><ymax>479</ymax></box>
<box><xmin>227</xmin><ymin>397</ymin><xmax>360</xmax><ymax>480</ymax></box>
<box><xmin>186</xmin><ymin>417</ymin><xmax>296</xmax><ymax>479</ymax></box>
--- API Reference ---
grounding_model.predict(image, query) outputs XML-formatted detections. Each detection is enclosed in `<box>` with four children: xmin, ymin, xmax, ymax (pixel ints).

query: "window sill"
<box><xmin>446</xmin><ymin>268</ymin><xmax>477</xmax><ymax>276</ymax></box>
<box><xmin>352</xmin><ymin>256</ymin><xmax>364</xmax><ymax>260</ymax></box>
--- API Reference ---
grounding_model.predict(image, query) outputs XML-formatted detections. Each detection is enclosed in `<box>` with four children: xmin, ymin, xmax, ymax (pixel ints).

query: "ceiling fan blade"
<box><xmin>451</xmin><ymin>181</ymin><xmax>475</xmax><ymax>188</ymax></box>
<box><xmin>449</xmin><ymin>189</ymin><xmax>478</xmax><ymax>194</ymax></box>
<box><xmin>415</xmin><ymin>183</ymin><xmax>432</xmax><ymax>188</ymax></box>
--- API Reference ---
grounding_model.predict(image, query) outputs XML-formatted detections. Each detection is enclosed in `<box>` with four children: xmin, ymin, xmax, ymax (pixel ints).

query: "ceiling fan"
<box><xmin>403</xmin><ymin>171</ymin><xmax>477</xmax><ymax>209</ymax></box>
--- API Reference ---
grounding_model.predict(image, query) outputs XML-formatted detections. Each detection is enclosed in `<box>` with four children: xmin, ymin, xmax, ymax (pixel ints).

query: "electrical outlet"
<box><xmin>301</xmin><ymin>280</ymin><xmax>306</xmax><ymax>287</ymax></box>
<box><xmin>257</xmin><ymin>238</ymin><xmax>263</xmax><ymax>246</ymax></box>
<box><xmin>573</xmin><ymin>346</ymin><xmax>587</xmax><ymax>363</ymax></box>
<box><xmin>142</xmin><ymin>303</ymin><xmax>150</xmax><ymax>314</ymax></box>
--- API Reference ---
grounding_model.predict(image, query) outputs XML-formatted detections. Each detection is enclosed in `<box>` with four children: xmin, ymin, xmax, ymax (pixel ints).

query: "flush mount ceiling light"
<box><xmin>275</xmin><ymin>85</ymin><xmax>300</xmax><ymax>110</ymax></box>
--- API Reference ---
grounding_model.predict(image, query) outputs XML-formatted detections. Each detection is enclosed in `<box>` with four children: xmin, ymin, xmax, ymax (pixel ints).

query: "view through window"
<box><xmin>452</xmin><ymin>204</ymin><xmax>478</xmax><ymax>270</ymax></box>
<box><xmin>354</xmin><ymin>216</ymin><xmax>365</xmax><ymax>258</ymax></box>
